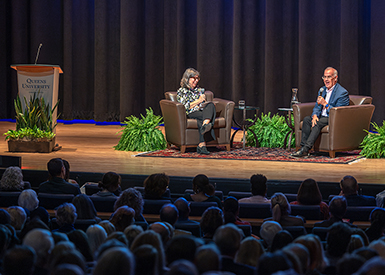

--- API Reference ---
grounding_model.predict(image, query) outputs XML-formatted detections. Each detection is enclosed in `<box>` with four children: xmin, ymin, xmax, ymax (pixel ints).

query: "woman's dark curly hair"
<box><xmin>114</xmin><ymin>188</ymin><xmax>144</xmax><ymax>218</ymax></box>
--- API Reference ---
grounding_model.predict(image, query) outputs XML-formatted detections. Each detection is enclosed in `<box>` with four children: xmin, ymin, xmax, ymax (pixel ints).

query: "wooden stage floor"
<box><xmin>1</xmin><ymin>122</ymin><xmax>385</xmax><ymax>186</ymax></box>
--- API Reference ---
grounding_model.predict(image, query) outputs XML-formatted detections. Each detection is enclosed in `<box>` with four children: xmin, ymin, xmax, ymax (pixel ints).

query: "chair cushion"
<box><xmin>186</xmin><ymin>117</ymin><xmax>226</xmax><ymax>129</ymax></box>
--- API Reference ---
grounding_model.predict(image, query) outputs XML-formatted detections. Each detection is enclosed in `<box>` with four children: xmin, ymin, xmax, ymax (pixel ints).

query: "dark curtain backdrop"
<box><xmin>1</xmin><ymin>0</ymin><xmax>385</xmax><ymax>124</ymax></box>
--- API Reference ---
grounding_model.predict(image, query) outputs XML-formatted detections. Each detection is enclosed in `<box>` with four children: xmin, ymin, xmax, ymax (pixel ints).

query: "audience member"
<box><xmin>200</xmin><ymin>206</ymin><xmax>223</xmax><ymax>240</ymax></box>
<box><xmin>3</xmin><ymin>245</ymin><xmax>36</xmax><ymax>275</ymax></box>
<box><xmin>0</xmin><ymin>166</ymin><xmax>30</xmax><ymax>191</ymax></box>
<box><xmin>184</xmin><ymin>174</ymin><xmax>222</xmax><ymax>208</ymax></box>
<box><xmin>132</xmin><ymin>244</ymin><xmax>158</xmax><ymax>275</ymax></box>
<box><xmin>18</xmin><ymin>189</ymin><xmax>50</xmax><ymax>226</ymax></box>
<box><xmin>352</xmin><ymin>227</ymin><xmax>370</xmax><ymax>246</ymax></box>
<box><xmin>368</xmin><ymin>239</ymin><xmax>385</xmax><ymax>258</ymax></box>
<box><xmin>94</xmin><ymin>239</ymin><xmax>127</xmax><ymax>260</ymax></box>
<box><xmin>270</xmin><ymin>230</ymin><xmax>293</xmax><ymax>252</ymax></box>
<box><xmin>194</xmin><ymin>244</ymin><xmax>221</xmax><ymax>274</ymax></box>
<box><xmin>98</xmin><ymin>220</ymin><xmax>115</xmax><ymax>236</ymax></box>
<box><xmin>166</xmin><ymin>235</ymin><xmax>198</xmax><ymax>265</ymax></box>
<box><xmin>93</xmin><ymin>172</ymin><xmax>121</xmax><ymax>197</ymax></box>
<box><xmin>223</xmin><ymin>196</ymin><xmax>250</xmax><ymax>226</ymax></box>
<box><xmin>149</xmin><ymin>222</ymin><xmax>172</xmax><ymax>245</ymax></box>
<box><xmin>239</xmin><ymin>174</ymin><xmax>270</xmax><ymax>204</ymax></box>
<box><xmin>365</xmin><ymin>207</ymin><xmax>385</xmax><ymax>242</ymax></box>
<box><xmin>93</xmin><ymin>247</ymin><xmax>135</xmax><ymax>275</ymax></box>
<box><xmin>0</xmin><ymin>209</ymin><xmax>11</xmax><ymax>225</ymax></box>
<box><xmin>72</xmin><ymin>194</ymin><xmax>101</xmax><ymax>222</ymax></box>
<box><xmin>347</xmin><ymin>234</ymin><xmax>365</xmax><ymax>253</ymax></box>
<box><xmin>335</xmin><ymin>254</ymin><xmax>365</xmax><ymax>275</ymax></box>
<box><xmin>256</xmin><ymin>251</ymin><xmax>293</xmax><ymax>275</ymax></box>
<box><xmin>264</xmin><ymin>193</ymin><xmax>304</xmax><ymax>226</ymax></box>
<box><xmin>123</xmin><ymin>224</ymin><xmax>143</xmax><ymax>247</ymax></box>
<box><xmin>160</xmin><ymin>203</ymin><xmax>191</xmax><ymax>237</ymax></box>
<box><xmin>67</xmin><ymin>230</ymin><xmax>94</xmax><ymax>263</ymax></box>
<box><xmin>51</xmin><ymin>232</ymin><xmax>70</xmax><ymax>244</ymax></box>
<box><xmin>105</xmin><ymin>231</ymin><xmax>129</xmax><ymax>247</ymax></box>
<box><xmin>6</xmin><ymin>206</ymin><xmax>27</xmax><ymax>231</ymax></box>
<box><xmin>294</xmin><ymin>234</ymin><xmax>327</xmax><ymax>274</ymax></box>
<box><xmin>38</xmin><ymin>158</ymin><xmax>81</xmax><ymax>195</ymax></box>
<box><xmin>109</xmin><ymin>205</ymin><xmax>135</xmax><ymax>232</ymax></box>
<box><xmin>313</xmin><ymin>196</ymin><xmax>350</xmax><ymax>228</ymax></box>
<box><xmin>62</xmin><ymin>159</ymin><xmax>79</xmax><ymax>185</ymax></box>
<box><xmin>114</xmin><ymin>188</ymin><xmax>145</xmax><ymax>221</ymax></box>
<box><xmin>339</xmin><ymin>175</ymin><xmax>376</xmax><ymax>206</ymax></box>
<box><xmin>53</xmin><ymin>263</ymin><xmax>85</xmax><ymax>275</ymax></box>
<box><xmin>282</xmin><ymin>243</ymin><xmax>310</xmax><ymax>275</ymax></box>
<box><xmin>352</xmin><ymin>247</ymin><xmax>379</xmax><ymax>261</ymax></box>
<box><xmin>143</xmin><ymin>173</ymin><xmax>172</xmax><ymax>200</ymax></box>
<box><xmin>353</xmin><ymin>256</ymin><xmax>385</xmax><ymax>275</ymax></box>
<box><xmin>86</xmin><ymin>224</ymin><xmax>107</xmax><ymax>256</ymax></box>
<box><xmin>290</xmin><ymin>178</ymin><xmax>329</xmax><ymax>219</ymax></box>
<box><xmin>168</xmin><ymin>259</ymin><xmax>198</xmax><ymax>275</ymax></box>
<box><xmin>18</xmin><ymin>217</ymin><xmax>50</xmax><ymax>241</ymax></box>
<box><xmin>49</xmin><ymin>249</ymin><xmax>87</xmax><ymax>274</ymax></box>
<box><xmin>235</xmin><ymin>236</ymin><xmax>265</xmax><ymax>267</ymax></box>
<box><xmin>213</xmin><ymin>223</ymin><xmax>255</xmax><ymax>275</ymax></box>
<box><xmin>53</xmin><ymin>203</ymin><xmax>77</xmax><ymax>233</ymax></box>
<box><xmin>174</xmin><ymin>197</ymin><xmax>199</xmax><ymax>225</ymax></box>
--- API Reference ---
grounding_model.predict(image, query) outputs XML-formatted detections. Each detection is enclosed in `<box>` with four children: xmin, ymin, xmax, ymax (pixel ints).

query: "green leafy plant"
<box><xmin>245</xmin><ymin>112</ymin><xmax>295</xmax><ymax>148</ymax></box>
<box><xmin>4</xmin><ymin>92</ymin><xmax>58</xmax><ymax>141</ymax></box>
<box><xmin>360</xmin><ymin>121</ymin><xmax>385</xmax><ymax>158</ymax></box>
<box><xmin>114</xmin><ymin>108</ymin><xmax>167</xmax><ymax>152</ymax></box>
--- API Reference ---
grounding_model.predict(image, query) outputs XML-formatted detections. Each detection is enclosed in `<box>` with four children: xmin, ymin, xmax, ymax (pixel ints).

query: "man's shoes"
<box><xmin>290</xmin><ymin>148</ymin><xmax>309</xmax><ymax>158</ymax></box>
<box><xmin>200</xmin><ymin>123</ymin><xmax>212</xmax><ymax>135</ymax></box>
<box><xmin>197</xmin><ymin>145</ymin><xmax>210</xmax><ymax>155</ymax></box>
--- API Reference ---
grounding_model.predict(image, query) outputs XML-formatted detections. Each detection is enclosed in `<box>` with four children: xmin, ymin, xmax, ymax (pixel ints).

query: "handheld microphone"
<box><xmin>317</xmin><ymin>87</ymin><xmax>324</xmax><ymax>106</ymax></box>
<box><xmin>34</xmin><ymin>43</ymin><xmax>43</xmax><ymax>65</ymax></box>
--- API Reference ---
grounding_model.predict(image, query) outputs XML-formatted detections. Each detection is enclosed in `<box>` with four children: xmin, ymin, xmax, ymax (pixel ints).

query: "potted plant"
<box><xmin>4</xmin><ymin>92</ymin><xmax>58</xmax><ymax>153</ymax></box>
<box><xmin>114</xmin><ymin>108</ymin><xmax>167</xmax><ymax>152</ymax></box>
<box><xmin>360</xmin><ymin>121</ymin><xmax>385</xmax><ymax>158</ymax></box>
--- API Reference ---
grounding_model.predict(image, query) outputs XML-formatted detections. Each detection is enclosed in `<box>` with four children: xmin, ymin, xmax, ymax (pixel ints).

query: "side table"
<box><xmin>278</xmin><ymin>107</ymin><xmax>294</xmax><ymax>150</ymax></box>
<box><xmin>231</xmin><ymin>106</ymin><xmax>259</xmax><ymax>149</ymax></box>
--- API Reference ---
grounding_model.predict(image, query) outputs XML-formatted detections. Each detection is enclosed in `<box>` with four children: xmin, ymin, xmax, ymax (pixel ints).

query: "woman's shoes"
<box><xmin>200</xmin><ymin>123</ymin><xmax>212</xmax><ymax>135</ymax></box>
<box><xmin>197</xmin><ymin>145</ymin><xmax>210</xmax><ymax>155</ymax></box>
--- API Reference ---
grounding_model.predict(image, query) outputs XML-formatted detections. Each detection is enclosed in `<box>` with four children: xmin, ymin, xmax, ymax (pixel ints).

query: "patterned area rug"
<box><xmin>135</xmin><ymin>144</ymin><xmax>365</xmax><ymax>164</ymax></box>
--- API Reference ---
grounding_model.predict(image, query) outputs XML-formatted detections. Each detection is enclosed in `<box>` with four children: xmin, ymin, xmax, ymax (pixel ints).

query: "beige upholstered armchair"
<box><xmin>293</xmin><ymin>95</ymin><xmax>375</xmax><ymax>158</ymax></box>
<box><xmin>159</xmin><ymin>91</ymin><xmax>235</xmax><ymax>153</ymax></box>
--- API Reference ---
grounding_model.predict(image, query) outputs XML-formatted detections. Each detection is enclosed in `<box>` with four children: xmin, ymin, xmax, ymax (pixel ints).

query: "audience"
<box><xmin>72</xmin><ymin>194</ymin><xmax>101</xmax><ymax>222</ymax></box>
<box><xmin>160</xmin><ymin>203</ymin><xmax>191</xmax><ymax>237</ymax></box>
<box><xmin>114</xmin><ymin>188</ymin><xmax>145</xmax><ymax>221</ymax></box>
<box><xmin>3</xmin><ymin>245</ymin><xmax>36</xmax><ymax>275</ymax></box>
<box><xmin>93</xmin><ymin>171</ymin><xmax>121</xmax><ymax>197</ymax></box>
<box><xmin>239</xmin><ymin>174</ymin><xmax>270</xmax><ymax>204</ymax></box>
<box><xmin>109</xmin><ymin>205</ymin><xmax>135</xmax><ymax>232</ymax></box>
<box><xmin>93</xmin><ymin>247</ymin><xmax>135</xmax><ymax>275</ymax></box>
<box><xmin>174</xmin><ymin>197</ymin><xmax>199</xmax><ymax>225</ymax></box>
<box><xmin>264</xmin><ymin>193</ymin><xmax>304</xmax><ymax>226</ymax></box>
<box><xmin>194</xmin><ymin>244</ymin><xmax>221</xmax><ymax>274</ymax></box>
<box><xmin>365</xmin><ymin>207</ymin><xmax>385</xmax><ymax>242</ymax></box>
<box><xmin>223</xmin><ymin>196</ymin><xmax>251</xmax><ymax>226</ymax></box>
<box><xmin>132</xmin><ymin>244</ymin><xmax>158</xmax><ymax>275</ymax></box>
<box><xmin>184</xmin><ymin>174</ymin><xmax>222</xmax><ymax>208</ymax></box>
<box><xmin>235</xmin><ymin>236</ymin><xmax>265</xmax><ymax>267</ymax></box>
<box><xmin>313</xmin><ymin>195</ymin><xmax>350</xmax><ymax>228</ymax></box>
<box><xmin>6</xmin><ymin>206</ymin><xmax>27</xmax><ymax>231</ymax></box>
<box><xmin>200</xmin><ymin>206</ymin><xmax>224</xmax><ymax>240</ymax></box>
<box><xmin>18</xmin><ymin>189</ymin><xmax>50</xmax><ymax>226</ymax></box>
<box><xmin>143</xmin><ymin>173</ymin><xmax>172</xmax><ymax>200</ymax></box>
<box><xmin>53</xmin><ymin>203</ymin><xmax>77</xmax><ymax>233</ymax></box>
<box><xmin>259</xmin><ymin>221</ymin><xmax>282</xmax><ymax>250</ymax></box>
<box><xmin>0</xmin><ymin>166</ymin><xmax>30</xmax><ymax>191</ymax></box>
<box><xmin>339</xmin><ymin>175</ymin><xmax>376</xmax><ymax>206</ymax></box>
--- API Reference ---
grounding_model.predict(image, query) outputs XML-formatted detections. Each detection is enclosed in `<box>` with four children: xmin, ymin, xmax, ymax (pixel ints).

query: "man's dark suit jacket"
<box><xmin>345</xmin><ymin>194</ymin><xmax>376</xmax><ymax>206</ymax></box>
<box><xmin>38</xmin><ymin>177</ymin><xmax>81</xmax><ymax>195</ymax></box>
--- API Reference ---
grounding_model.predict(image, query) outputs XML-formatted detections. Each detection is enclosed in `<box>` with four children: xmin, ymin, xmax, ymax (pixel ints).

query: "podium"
<box><xmin>11</xmin><ymin>64</ymin><xmax>63</xmax><ymax>130</ymax></box>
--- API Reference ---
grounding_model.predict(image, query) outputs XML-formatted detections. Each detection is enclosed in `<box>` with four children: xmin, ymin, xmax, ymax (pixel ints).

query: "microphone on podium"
<box><xmin>34</xmin><ymin>43</ymin><xmax>43</xmax><ymax>65</ymax></box>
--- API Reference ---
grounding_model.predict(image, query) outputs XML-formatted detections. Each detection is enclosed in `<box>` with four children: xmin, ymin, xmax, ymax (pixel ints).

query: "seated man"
<box><xmin>313</xmin><ymin>196</ymin><xmax>353</xmax><ymax>228</ymax></box>
<box><xmin>174</xmin><ymin>197</ymin><xmax>199</xmax><ymax>225</ymax></box>
<box><xmin>239</xmin><ymin>174</ymin><xmax>270</xmax><ymax>204</ymax></box>
<box><xmin>339</xmin><ymin>175</ymin><xmax>376</xmax><ymax>206</ymax></box>
<box><xmin>291</xmin><ymin>67</ymin><xmax>350</xmax><ymax>157</ymax></box>
<box><xmin>38</xmin><ymin>158</ymin><xmax>81</xmax><ymax>195</ymax></box>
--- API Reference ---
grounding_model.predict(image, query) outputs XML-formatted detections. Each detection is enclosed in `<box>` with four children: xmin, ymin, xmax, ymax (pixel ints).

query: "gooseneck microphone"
<box><xmin>34</xmin><ymin>43</ymin><xmax>43</xmax><ymax>65</ymax></box>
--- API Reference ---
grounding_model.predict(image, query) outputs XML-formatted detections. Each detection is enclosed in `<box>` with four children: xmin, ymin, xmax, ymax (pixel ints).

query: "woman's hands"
<box><xmin>190</xmin><ymin>94</ymin><xmax>206</xmax><ymax>109</ymax></box>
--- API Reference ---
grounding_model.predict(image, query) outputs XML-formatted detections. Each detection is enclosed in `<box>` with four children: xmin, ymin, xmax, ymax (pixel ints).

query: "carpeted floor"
<box><xmin>135</xmin><ymin>144</ymin><xmax>364</xmax><ymax>164</ymax></box>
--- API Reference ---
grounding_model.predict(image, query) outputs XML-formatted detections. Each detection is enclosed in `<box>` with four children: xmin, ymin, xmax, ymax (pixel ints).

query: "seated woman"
<box><xmin>93</xmin><ymin>172</ymin><xmax>121</xmax><ymax>197</ymax></box>
<box><xmin>183</xmin><ymin>174</ymin><xmax>222</xmax><ymax>208</ymax></box>
<box><xmin>114</xmin><ymin>188</ymin><xmax>146</xmax><ymax>223</ymax></box>
<box><xmin>264</xmin><ymin>193</ymin><xmax>304</xmax><ymax>227</ymax></box>
<box><xmin>72</xmin><ymin>194</ymin><xmax>101</xmax><ymax>222</ymax></box>
<box><xmin>290</xmin><ymin>178</ymin><xmax>329</xmax><ymax>220</ymax></box>
<box><xmin>0</xmin><ymin>166</ymin><xmax>31</xmax><ymax>191</ymax></box>
<box><xmin>143</xmin><ymin>173</ymin><xmax>171</xmax><ymax>200</ymax></box>
<box><xmin>53</xmin><ymin>203</ymin><xmax>77</xmax><ymax>233</ymax></box>
<box><xmin>18</xmin><ymin>189</ymin><xmax>50</xmax><ymax>226</ymax></box>
<box><xmin>177</xmin><ymin>68</ymin><xmax>216</xmax><ymax>155</ymax></box>
<box><xmin>223</xmin><ymin>196</ymin><xmax>250</xmax><ymax>225</ymax></box>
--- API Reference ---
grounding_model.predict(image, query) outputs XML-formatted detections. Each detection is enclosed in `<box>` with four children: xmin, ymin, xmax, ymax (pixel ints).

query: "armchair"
<box><xmin>293</xmin><ymin>95</ymin><xmax>375</xmax><ymax>158</ymax></box>
<box><xmin>160</xmin><ymin>91</ymin><xmax>235</xmax><ymax>153</ymax></box>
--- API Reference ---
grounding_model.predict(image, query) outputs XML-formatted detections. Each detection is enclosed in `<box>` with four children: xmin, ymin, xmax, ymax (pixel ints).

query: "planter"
<box><xmin>8</xmin><ymin>137</ymin><xmax>56</xmax><ymax>153</ymax></box>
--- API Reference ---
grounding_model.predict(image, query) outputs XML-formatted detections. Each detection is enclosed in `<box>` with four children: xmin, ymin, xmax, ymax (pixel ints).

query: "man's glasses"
<box><xmin>321</xmin><ymin>75</ymin><xmax>335</xmax><ymax>80</ymax></box>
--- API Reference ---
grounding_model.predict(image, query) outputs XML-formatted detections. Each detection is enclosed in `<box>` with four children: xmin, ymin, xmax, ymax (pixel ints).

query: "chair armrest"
<box><xmin>212</xmin><ymin>98</ymin><xmax>235</xmax><ymax>118</ymax></box>
<box><xmin>328</xmin><ymin>104</ymin><xmax>375</xmax><ymax>150</ymax></box>
<box><xmin>159</xmin><ymin>99</ymin><xmax>188</xmax><ymax>143</ymax></box>
<box><xmin>293</xmin><ymin>102</ymin><xmax>315</xmax><ymax>133</ymax></box>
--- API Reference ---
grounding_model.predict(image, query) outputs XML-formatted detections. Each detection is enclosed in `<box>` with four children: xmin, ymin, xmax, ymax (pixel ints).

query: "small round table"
<box><xmin>278</xmin><ymin>107</ymin><xmax>294</xmax><ymax>151</ymax></box>
<box><xmin>231</xmin><ymin>106</ymin><xmax>259</xmax><ymax>149</ymax></box>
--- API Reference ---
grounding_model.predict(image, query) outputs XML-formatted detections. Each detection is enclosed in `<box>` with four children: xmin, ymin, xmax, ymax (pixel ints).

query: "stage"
<box><xmin>0</xmin><ymin>121</ymin><xmax>385</xmax><ymax>190</ymax></box>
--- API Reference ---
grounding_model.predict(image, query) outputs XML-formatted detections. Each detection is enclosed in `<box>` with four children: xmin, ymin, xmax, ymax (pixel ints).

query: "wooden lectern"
<box><xmin>10</xmin><ymin>64</ymin><xmax>63</xmax><ymax>130</ymax></box>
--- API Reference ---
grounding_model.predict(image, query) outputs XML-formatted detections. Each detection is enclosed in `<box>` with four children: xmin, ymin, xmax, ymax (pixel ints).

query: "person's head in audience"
<box><xmin>168</xmin><ymin>259</ymin><xmax>199</xmax><ymax>275</ymax></box>
<box><xmin>53</xmin><ymin>263</ymin><xmax>85</xmax><ymax>275</ymax></box>
<box><xmin>22</xmin><ymin>229</ymin><xmax>54</xmax><ymax>271</ymax></box>
<box><xmin>192</xmin><ymin>174</ymin><xmax>215</xmax><ymax>196</ymax></box>
<box><xmin>98</xmin><ymin>220</ymin><xmax>116</xmax><ymax>236</ymax></box>
<box><xmin>51</xmin><ymin>232</ymin><xmax>70</xmax><ymax>244</ymax></box>
<box><xmin>257</xmin><ymin>251</ymin><xmax>293</xmax><ymax>275</ymax></box>
<box><xmin>133</xmin><ymin>244</ymin><xmax>158</xmax><ymax>275</ymax></box>
<box><xmin>67</xmin><ymin>229</ymin><xmax>94</xmax><ymax>262</ymax></box>
<box><xmin>109</xmin><ymin>205</ymin><xmax>135</xmax><ymax>232</ymax></box>
<box><xmin>166</xmin><ymin>235</ymin><xmax>197</xmax><ymax>265</ymax></box>
<box><xmin>200</xmin><ymin>206</ymin><xmax>223</xmax><ymax>239</ymax></box>
<box><xmin>72</xmin><ymin>194</ymin><xmax>98</xmax><ymax>220</ymax></box>
<box><xmin>354</xmin><ymin>256</ymin><xmax>385</xmax><ymax>275</ymax></box>
<box><xmin>62</xmin><ymin>159</ymin><xmax>77</xmax><ymax>184</ymax></box>
<box><xmin>270</xmin><ymin>230</ymin><xmax>293</xmax><ymax>252</ymax></box>
<box><xmin>50</xmin><ymin>249</ymin><xmax>86</xmax><ymax>274</ymax></box>
<box><xmin>124</xmin><ymin>224</ymin><xmax>144</xmax><ymax>247</ymax></box>
<box><xmin>326</xmin><ymin>222</ymin><xmax>352</xmax><ymax>258</ymax></box>
<box><xmin>294</xmin><ymin>234</ymin><xmax>327</xmax><ymax>273</ymax></box>
<box><xmin>160</xmin><ymin>203</ymin><xmax>179</xmax><ymax>226</ymax></box>
<box><xmin>366</xmin><ymin>207</ymin><xmax>385</xmax><ymax>241</ymax></box>
<box><xmin>281</xmin><ymin>249</ymin><xmax>303</xmax><ymax>275</ymax></box>
<box><xmin>270</xmin><ymin>192</ymin><xmax>291</xmax><ymax>219</ymax></box>
<box><xmin>329</xmin><ymin>195</ymin><xmax>347</xmax><ymax>219</ymax></box>
<box><xmin>48</xmin><ymin>241</ymin><xmax>76</xmax><ymax>269</ymax></box>
<box><xmin>106</xmin><ymin>231</ymin><xmax>129</xmax><ymax>246</ymax></box>
<box><xmin>47</xmin><ymin>158</ymin><xmax>65</xmax><ymax>179</ymax></box>
<box><xmin>194</xmin><ymin>244</ymin><xmax>221</xmax><ymax>273</ymax></box>
<box><xmin>55</xmin><ymin>203</ymin><xmax>77</xmax><ymax>228</ymax></box>
<box><xmin>18</xmin><ymin>189</ymin><xmax>39</xmax><ymax>212</ymax></box>
<box><xmin>95</xmin><ymin>239</ymin><xmax>127</xmax><ymax>261</ymax></box>
<box><xmin>114</xmin><ymin>187</ymin><xmax>144</xmax><ymax>219</ymax></box>
<box><xmin>336</xmin><ymin>254</ymin><xmax>366</xmax><ymax>275</ymax></box>
<box><xmin>174</xmin><ymin>197</ymin><xmax>191</xmax><ymax>221</ymax></box>
<box><xmin>18</xmin><ymin>217</ymin><xmax>50</xmax><ymax>241</ymax></box>
<box><xmin>99</xmin><ymin>171</ymin><xmax>121</xmax><ymax>194</ymax></box>
<box><xmin>340</xmin><ymin>175</ymin><xmax>358</xmax><ymax>196</ymax></box>
<box><xmin>130</xmin><ymin>230</ymin><xmax>165</xmax><ymax>274</ymax></box>
<box><xmin>143</xmin><ymin>173</ymin><xmax>170</xmax><ymax>198</ymax></box>
<box><xmin>352</xmin><ymin>247</ymin><xmax>379</xmax><ymax>261</ymax></box>
<box><xmin>348</xmin><ymin>234</ymin><xmax>365</xmax><ymax>253</ymax></box>
<box><xmin>0</xmin><ymin>209</ymin><xmax>11</xmax><ymax>225</ymax></box>
<box><xmin>0</xmin><ymin>166</ymin><xmax>25</xmax><ymax>191</ymax></box>
<box><xmin>93</xmin><ymin>247</ymin><xmax>135</xmax><ymax>275</ymax></box>
<box><xmin>213</xmin><ymin>223</ymin><xmax>243</xmax><ymax>258</ymax></box>
<box><xmin>7</xmin><ymin>206</ymin><xmax>27</xmax><ymax>231</ymax></box>
<box><xmin>3</xmin><ymin>245</ymin><xmax>36</xmax><ymax>275</ymax></box>
<box><xmin>86</xmin><ymin>224</ymin><xmax>107</xmax><ymax>255</ymax></box>
<box><xmin>282</xmin><ymin>243</ymin><xmax>310</xmax><ymax>275</ymax></box>
<box><xmin>149</xmin><ymin>222</ymin><xmax>171</xmax><ymax>245</ymax></box>
<box><xmin>250</xmin><ymin>174</ymin><xmax>268</xmax><ymax>196</ymax></box>
<box><xmin>368</xmin><ymin>240</ymin><xmax>385</xmax><ymax>258</ymax></box>
<box><xmin>260</xmin><ymin>221</ymin><xmax>282</xmax><ymax>249</ymax></box>
<box><xmin>296</xmin><ymin>178</ymin><xmax>322</xmax><ymax>205</ymax></box>
<box><xmin>223</xmin><ymin>196</ymin><xmax>240</xmax><ymax>224</ymax></box>
<box><xmin>235</xmin><ymin>236</ymin><xmax>265</xmax><ymax>267</ymax></box>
